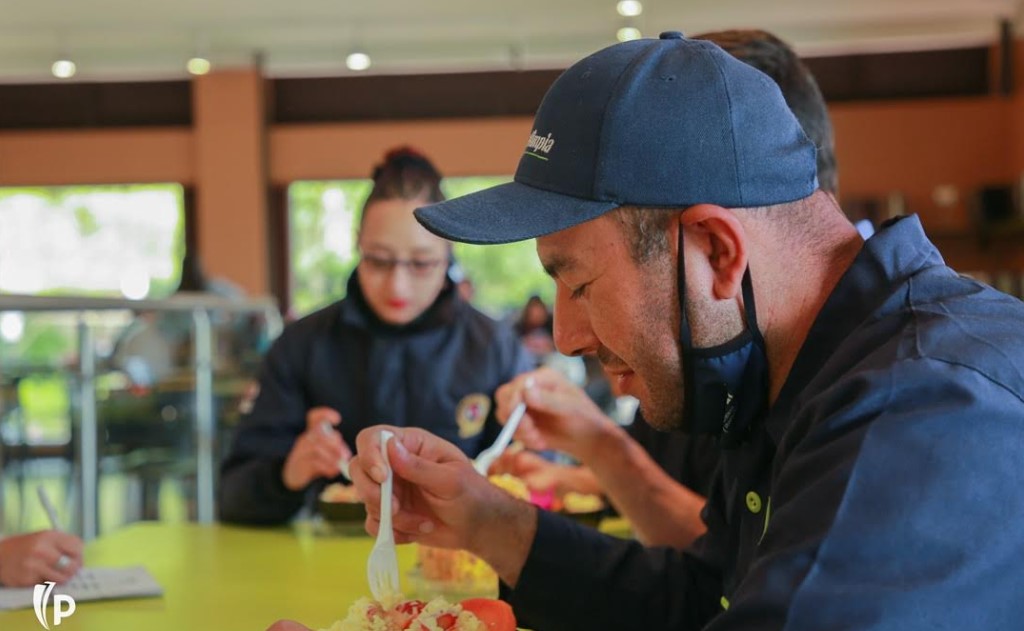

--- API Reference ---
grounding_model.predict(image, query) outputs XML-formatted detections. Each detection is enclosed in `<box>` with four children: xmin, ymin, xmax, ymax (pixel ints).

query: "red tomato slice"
<box><xmin>459</xmin><ymin>598</ymin><xmax>517</xmax><ymax>631</ymax></box>
<box><xmin>394</xmin><ymin>600</ymin><xmax>426</xmax><ymax>629</ymax></box>
<box><xmin>396</xmin><ymin>600</ymin><xmax>426</xmax><ymax>616</ymax></box>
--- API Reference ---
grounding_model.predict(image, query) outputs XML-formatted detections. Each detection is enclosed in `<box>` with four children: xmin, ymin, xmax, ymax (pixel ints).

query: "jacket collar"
<box><xmin>337</xmin><ymin>268</ymin><xmax>462</xmax><ymax>335</ymax></box>
<box><xmin>763</xmin><ymin>215</ymin><xmax>945</xmax><ymax>445</ymax></box>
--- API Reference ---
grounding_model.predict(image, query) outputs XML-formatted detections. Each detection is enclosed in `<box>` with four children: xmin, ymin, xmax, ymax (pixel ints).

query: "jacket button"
<box><xmin>745</xmin><ymin>491</ymin><xmax>762</xmax><ymax>514</ymax></box>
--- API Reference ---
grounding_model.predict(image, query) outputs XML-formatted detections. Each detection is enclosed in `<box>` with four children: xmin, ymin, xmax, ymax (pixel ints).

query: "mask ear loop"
<box><xmin>740</xmin><ymin>268</ymin><xmax>765</xmax><ymax>348</ymax></box>
<box><xmin>677</xmin><ymin>225</ymin><xmax>698</xmax><ymax>429</ymax></box>
<box><xmin>676</xmin><ymin>224</ymin><xmax>692</xmax><ymax>349</ymax></box>
<box><xmin>677</xmin><ymin>222</ymin><xmax>766</xmax><ymax>434</ymax></box>
<box><xmin>679</xmin><ymin>222</ymin><xmax>766</xmax><ymax>348</ymax></box>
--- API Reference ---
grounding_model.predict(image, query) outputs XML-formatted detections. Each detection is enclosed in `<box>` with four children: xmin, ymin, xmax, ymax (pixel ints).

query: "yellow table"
<box><xmin>0</xmin><ymin>518</ymin><xmax>631</xmax><ymax>631</ymax></box>
<box><xmin>0</xmin><ymin>523</ymin><xmax>416</xmax><ymax>631</ymax></box>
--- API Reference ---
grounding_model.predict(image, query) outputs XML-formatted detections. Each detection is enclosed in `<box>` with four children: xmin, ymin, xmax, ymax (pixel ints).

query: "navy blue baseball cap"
<box><xmin>415</xmin><ymin>31</ymin><xmax>818</xmax><ymax>245</ymax></box>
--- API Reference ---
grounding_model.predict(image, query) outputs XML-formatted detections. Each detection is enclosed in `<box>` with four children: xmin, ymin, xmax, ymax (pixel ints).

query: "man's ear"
<box><xmin>679</xmin><ymin>204</ymin><xmax>748</xmax><ymax>300</ymax></box>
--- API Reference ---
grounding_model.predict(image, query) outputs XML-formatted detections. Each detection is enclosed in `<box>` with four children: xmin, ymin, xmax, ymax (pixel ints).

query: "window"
<box><xmin>0</xmin><ymin>184</ymin><xmax>186</xmax><ymax>298</ymax></box>
<box><xmin>0</xmin><ymin>184</ymin><xmax>278</xmax><ymax>535</ymax></box>
<box><xmin>0</xmin><ymin>184</ymin><xmax>186</xmax><ymax>446</ymax></box>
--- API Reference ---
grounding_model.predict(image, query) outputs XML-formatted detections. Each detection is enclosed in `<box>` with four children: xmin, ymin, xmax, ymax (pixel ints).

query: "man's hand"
<box><xmin>0</xmin><ymin>531</ymin><xmax>83</xmax><ymax>587</ymax></box>
<box><xmin>490</xmin><ymin>449</ymin><xmax>561</xmax><ymax>491</ymax></box>
<box><xmin>350</xmin><ymin>426</ymin><xmax>537</xmax><ymax>586</ymax></box>
<box><xmin>281</xmin><ymin>407</ymin><xmax>352</xmax><ymax>491</ymax></box>
<box><xmin>490</xmin><ymin>449</ymin><xmax>605</xmax><ymax>499</ymax></box>
<box><xmin>495</xmin><ymin>367</ymin><xmax>616</xmax><ymax>459</ymax></box>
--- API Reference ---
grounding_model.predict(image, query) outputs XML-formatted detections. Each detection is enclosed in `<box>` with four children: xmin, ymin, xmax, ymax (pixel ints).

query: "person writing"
<box><xmin>346</xmin><ymin>32</ymin><xmax>1024</xmax><ymax>631</ymax></box>
<box><xmin>220</xmin><ymin>148</ymin><xmax>531</xmax><ymax>525</ymax></box>
<box><xmin>0</xmin><ymin>531</ymin><xmax>83</xmax><ymax>587</ymax></box>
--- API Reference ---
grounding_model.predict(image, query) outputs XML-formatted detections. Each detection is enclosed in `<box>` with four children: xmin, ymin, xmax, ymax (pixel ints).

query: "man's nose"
<box><xmin>552</xmin><ymin>288</ymin><xmax>600</xmax><ymax>357</ymax></box>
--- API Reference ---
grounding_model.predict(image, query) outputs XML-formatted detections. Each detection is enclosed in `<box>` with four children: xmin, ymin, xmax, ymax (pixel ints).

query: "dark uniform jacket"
<box><xmin>504</xmin><ymin>216</ymin><xmax>1024</xmax><ymax>630</ymax></box>
<box><xmin>220</xmin><ymin>274</ymin><xmax>532</xmax><ymax>524</ymax></box>
<box><xmin>627</xmin><ymin>414</ymin><xmax>720</xmax><ymax>498</ymax></box>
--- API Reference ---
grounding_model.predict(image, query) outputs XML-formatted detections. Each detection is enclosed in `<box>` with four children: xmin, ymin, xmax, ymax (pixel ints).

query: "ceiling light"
<box><xmin>616</xmin><ymin>0</ymin><xmax>643</xmax><ymax>17</ymax></box>
<box><xmin>187</xmin><ymin>56</ymin><xmax>212</xmax><ymax>76</ymax></box>
<box><xmin>51</xmin><ymin>59</ymin><xmax>76</xmax><ymax>79</ymax></box>
<box><xmin>617</xmin><ymin>27</ymin><xmax>642</xmax><ymax>42</ymax></box>
<box><xmin>346</xmin><ymin>51</ymin><xmax>371</xmax><ymax>71</ymax></box>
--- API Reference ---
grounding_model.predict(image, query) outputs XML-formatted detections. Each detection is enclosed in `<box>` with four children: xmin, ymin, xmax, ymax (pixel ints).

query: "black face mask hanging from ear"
<box><xmin>676</xmin><ymin>227</ymin><xmax>770</xmax><ymax>447</ymax></box>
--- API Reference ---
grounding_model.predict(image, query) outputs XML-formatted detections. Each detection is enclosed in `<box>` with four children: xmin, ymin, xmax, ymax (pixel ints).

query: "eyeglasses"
<box><xmin>360</xmin><ymin>253</ymin><xmax>446</xmax><ymax>277</ymax></box>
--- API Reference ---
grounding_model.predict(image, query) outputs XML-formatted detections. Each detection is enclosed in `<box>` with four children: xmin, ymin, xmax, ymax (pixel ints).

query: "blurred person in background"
<box><xmin>491</xmin><ymin>28</ymin><xmax>839</xmax><ymax>549</ymax></box>
<box><xmin>514</xmin><ymin>295</ymin><xmax>555</xmax><ymax>363</ymax></box>
<box><xmin>0</xmin><ymin>530</ymin><xmax>82</xmax><ymax>587</ymax></box>
<box><xmin>220</xmin><ymin>147</ymin><xmax>532</xmax><ymax>525</ymax></box>
<box><xmin>103</xmin><ymin>251</ymin><xmax>250</xmax><ymax>520</ymax></box>
<box><xmin>446</xmin><ymin>260</ymin><xmax>476</xmax><ymax>304</ymax></box>
<box><xmin>109</xmin><ymin>251</ymin><xmax>245</xmax><ymax>388</ymax></box>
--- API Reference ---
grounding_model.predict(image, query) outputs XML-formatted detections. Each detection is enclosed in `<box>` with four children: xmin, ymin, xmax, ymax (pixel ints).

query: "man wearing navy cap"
<box><xmin>349</xmin><ymin>32</ymin><xmax>1024</xmax><ymax>630</ymax></box>
<box><xmin>488</xmin><ymin>28</ymin><xmax>841</xmax><ymax>552</ymax></box>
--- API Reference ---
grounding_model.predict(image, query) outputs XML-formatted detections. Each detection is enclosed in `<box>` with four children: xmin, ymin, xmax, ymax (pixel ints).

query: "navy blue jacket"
<box><xmin>627</xmin><ymin>414</ymin><xmax>720</xmax><ymax>497</ymax></box>
<box><xmin>220</xmin><ymin>275</ymin><xmax>532</xmax><ymax>524</ymax></box>
<box><xmin>505</xmin><ymin>216</ymin><xmax>1024</xmax><ymax>630</ymax></box>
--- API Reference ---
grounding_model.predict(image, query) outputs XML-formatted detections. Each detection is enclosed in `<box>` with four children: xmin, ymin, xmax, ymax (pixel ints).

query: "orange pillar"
<box><xmin>192</xmin><ymin>68</ymin><xmax>270</xmax><ymax>295</ymax></box>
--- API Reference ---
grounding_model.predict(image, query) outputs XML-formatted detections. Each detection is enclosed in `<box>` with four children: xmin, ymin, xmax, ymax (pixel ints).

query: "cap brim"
<box><xmin>414</xmin><ymin>180</ymin><xmax>620</xmax><ymax>245</ymax></box>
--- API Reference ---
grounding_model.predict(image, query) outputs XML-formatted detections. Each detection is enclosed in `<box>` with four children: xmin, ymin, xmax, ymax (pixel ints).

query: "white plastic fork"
<box><xmin>472</xmin><ymin>401</ymin><xmax>527</xmax><ymax>476</ymax></box>
<box><xmin>367</xmin><ymin>429</ymin><xmax>400</xmax><ymax>601</ymax></box>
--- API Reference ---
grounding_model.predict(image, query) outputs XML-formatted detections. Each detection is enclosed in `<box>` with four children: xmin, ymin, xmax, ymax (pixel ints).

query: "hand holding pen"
<box><xmin>0</xmin><ymin>488</ymin><xmax>83</xmax><ymax>587</ymax></box>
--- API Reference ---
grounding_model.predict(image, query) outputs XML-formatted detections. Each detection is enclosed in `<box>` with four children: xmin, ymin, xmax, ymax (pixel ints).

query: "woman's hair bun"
<box><xmin>366</xmin><ymin>145</ymin><xmax>445</xmax><ymax>205</ymax></box>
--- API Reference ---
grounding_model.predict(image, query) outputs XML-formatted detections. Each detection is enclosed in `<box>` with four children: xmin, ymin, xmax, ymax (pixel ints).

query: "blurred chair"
<box><xmin>97</xmin><ymin>377</ymin><xmax>195</xmax><ymax>523</ymax></box>
<box><xmin>0</xmin><ymin>372</ymin><xmax>75</xmax><ymax>532</ymax></box>
<box><xmin>96</xmin><ymin>369</ymin><xmax>249</xmax><ymax>525</ymax></box>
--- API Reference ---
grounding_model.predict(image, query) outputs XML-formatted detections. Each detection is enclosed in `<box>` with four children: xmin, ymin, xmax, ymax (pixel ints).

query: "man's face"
<box><xmin>537</xmin><ymin>214</ymin><xmax>685</xmax><ymax>430</ymax></box>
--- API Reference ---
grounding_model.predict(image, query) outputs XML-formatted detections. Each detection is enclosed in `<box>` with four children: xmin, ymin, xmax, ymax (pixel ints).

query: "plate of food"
<box><xmin>319</xmin><ymin>595</ymin><xmax>517</xmax><ymax>631</ymax></box>
<box><xmin>317</xmin><ymin>483</ymin><xmax>367</xmax><ymax>534</ymax></box>
<box><xmin>404</xmin><ymin>474</ymin><xmax>530</xmax><ymax>600</ymax></box>
<box><xmin>556</xmin><ymin>491</ymin><xmax>606</xmax><ymax>528</ymax></box>
<box><xmin>408</xmin><ymin>546</ymin><xmax>498</xmax><ymax>602</ymax></box>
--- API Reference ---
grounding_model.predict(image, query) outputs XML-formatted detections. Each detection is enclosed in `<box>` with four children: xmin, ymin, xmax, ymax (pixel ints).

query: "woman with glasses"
<box><xmin>219</xmin><ymin>147</ymin><xmax>532</xmax><ymax>525</ymax></box>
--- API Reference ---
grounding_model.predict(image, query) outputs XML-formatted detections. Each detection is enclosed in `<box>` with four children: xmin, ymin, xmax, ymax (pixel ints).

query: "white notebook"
<box><xmin>0</xmin><ymin>566</ymin><xmax>163</xmax><ymax>611</ymax></box>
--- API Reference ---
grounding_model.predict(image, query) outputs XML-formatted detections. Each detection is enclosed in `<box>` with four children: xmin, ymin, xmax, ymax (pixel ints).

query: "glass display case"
<box><xmin>0</xmin><ymin>293</ymin><xmax>282</xmax><ymax>540</ymax></box>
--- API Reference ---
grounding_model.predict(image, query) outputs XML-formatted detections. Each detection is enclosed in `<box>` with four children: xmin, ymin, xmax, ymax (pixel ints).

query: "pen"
<box><xmin>37</xmin><ymin>486</ymin><xmax>75</xmax><ymax>573</ymax></box>
<box><xmin>37</xmin><ymin>485</ymin><xmax>62</xmax><ymax>531</ymax></box>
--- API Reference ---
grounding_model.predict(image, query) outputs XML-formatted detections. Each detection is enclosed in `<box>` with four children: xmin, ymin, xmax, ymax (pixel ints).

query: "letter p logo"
<box><xmin>32</xmin><ymin>582</ymin><xmax>77</xmax><ymax>629</ymax></box>
<box><xmin>53</xmin><ymin>594</ymin><xmax>76</xmax><ymax>625</ymax></box>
